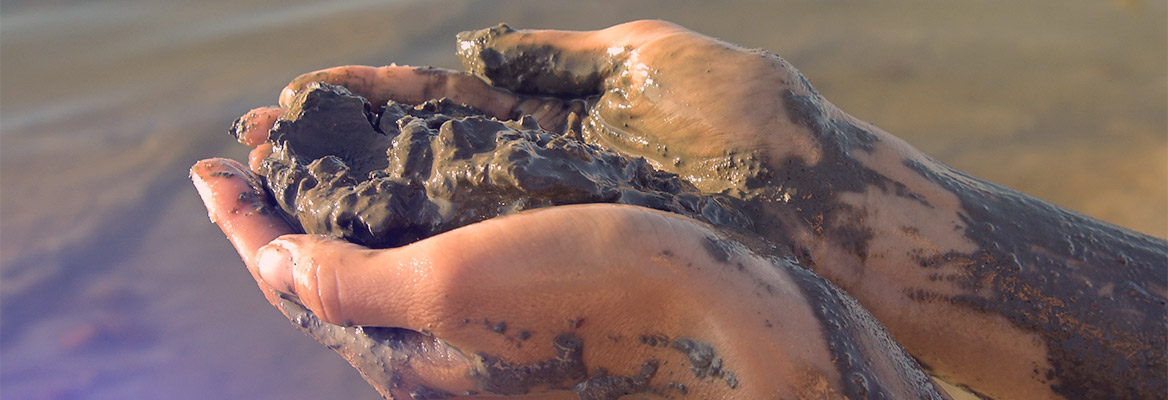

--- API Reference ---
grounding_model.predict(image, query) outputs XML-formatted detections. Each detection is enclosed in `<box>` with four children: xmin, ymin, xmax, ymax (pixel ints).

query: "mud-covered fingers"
<box><xmin>512</xmin><ymin>96</ymin><xmax>588</xmax><ymax>133</ymax></box>
<box><xmin>279</xmin><ymin>65</ymin><xmax>521</xmax><ymax>118</ymax></box>
<box><xmin>230</xmin><ymin>106</ymin><xmax>282</xmax><ymax>147</ymax></box>
<box><xmin>190</xmin><ymin>158</ymin><xmax>295</xmax><ymax>304</ymax></box>
<box><xmin>456</xmin><ymin>20</ymin><xmax>691</xmax><ymax>96</ymax></box>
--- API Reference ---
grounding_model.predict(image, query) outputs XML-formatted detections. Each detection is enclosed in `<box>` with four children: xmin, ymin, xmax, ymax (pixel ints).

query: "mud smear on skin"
<box><xmin>282</xmin><ymin>291</ymin><xmax>663</xmax><ymax>400</ymax></box>
<box><xmin>671</xmin><ymin>338</ymin><xmax>740</xmax><ymax>389</ymax></box>
<box><xmin>781</xmin><ymin>261</ymin><xmax>948</xmax><ymax>399</ymax></box>
<box><xmin>909</xmin><ymin>162</ymin><xmax>1168</xmax><ymax>398</ymax></box>
<box><xmin>470</xmin><ymin>333</ymin><xmax>587</xmax><ymax>395</ymax></box>
<box><xmin>274</xmin><ymin>297</ymin><xmax>456</xmax><ymax>399</ymax></box>
<box><xmin>457</xmin><ymin>24</ymin><xmax>609</xmax><ymax>98</ymax></box>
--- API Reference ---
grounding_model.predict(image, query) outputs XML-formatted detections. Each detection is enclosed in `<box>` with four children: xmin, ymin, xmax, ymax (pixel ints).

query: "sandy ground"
<box><xmin>1</xmin><ymin>0</ymin><xmax>1163</xmax><ymax>398</ymax></box>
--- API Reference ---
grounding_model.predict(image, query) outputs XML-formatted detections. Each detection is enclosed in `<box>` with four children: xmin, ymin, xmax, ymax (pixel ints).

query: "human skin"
<box><xmin>192</xmin><ymin>158</ymin><xmax>947</xmax><ymax>399</ymax></box>
<box><xmin>213</xmin><ymin>21</ymin><xmax>1166</xmax><ymax>399</ymax></box>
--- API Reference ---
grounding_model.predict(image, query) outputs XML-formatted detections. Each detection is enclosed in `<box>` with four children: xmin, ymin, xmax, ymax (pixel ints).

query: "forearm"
<box><xmin>901</xmin><ymin>158</ymin><xmax>1167</xmax><ymax>398</ymax></box>
<box><xmin>745</xmin><ymin>90</ymin><xmax>1167</xmax><ymax>398</ymax></box>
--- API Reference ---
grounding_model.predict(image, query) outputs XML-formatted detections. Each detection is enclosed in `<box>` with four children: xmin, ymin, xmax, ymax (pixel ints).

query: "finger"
<box><xmin>253</xmin><ymin>205</ymin><xmax>655</xmax><ymax>328</ymax></box>
<box><xmin>252</xmin><ymin>204</ymin><xmax>717</xmax><ymax>366</ymax></box>
<box><xmin>247</xmin><ymin>143</ymin><xmax>272</xmax><ymax>174</ymax></box>
<box><xmin>279</xmin><ymin>65</ymin><xmax>520</xmax><ymax>119</ymax></box>
<box><xmin>190</xmin><ymin>158</ymin><xmax>294</xmax><ymax>306</ymax></box>
<box><xmin>456</xmin><ymin>20</ymin><xmax>690</xmax><ymax>96</ymax></box>
<box><xmin>230</xmin><ymin>106</ymin><xmax>281</xmax><ymax>147</ymax></box>
<box><xmin>512</xmin><ymin>96</ymin><xmax>588</xmax><ymax>133</ymax></box>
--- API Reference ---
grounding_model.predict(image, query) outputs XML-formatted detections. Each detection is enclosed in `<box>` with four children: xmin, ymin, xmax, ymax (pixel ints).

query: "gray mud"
<box><xmin>457</xmin><ymin>24</ymin><xmax>606</xmax><ymax>97</ymax></box>
<box><xmin>258</xmin><ymin>81</ymin><xmax>746</xmax><ymax>249</ymax></box>
<box><xmin>671</xmin><ymin>338</ymin><xmax>739</xmax><ymax>389</ymax></box>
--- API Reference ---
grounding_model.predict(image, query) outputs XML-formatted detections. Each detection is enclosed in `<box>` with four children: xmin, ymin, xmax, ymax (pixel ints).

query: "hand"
<box><xmin>192</xmin><ymin>158</ymin><xmax>950</xmax><ymax>399</ymax></box>
<box><xmin>456</xmin><ymin>20</ymin><xmax>829</xmax><ymax>191</ymax></box>
<box><xmin>271</xmin><ymin>21</ymin><xmax>843</xmax><ymax>194</ymax></box>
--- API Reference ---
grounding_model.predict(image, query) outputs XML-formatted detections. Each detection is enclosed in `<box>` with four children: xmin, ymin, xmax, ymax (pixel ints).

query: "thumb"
<box><xmin>457</xmin><ymin>20</ymin><xmax>689</xmax><ymax>96</ymax></box>
<box><xmin>254</xmin><ymin>234</ymin><xmax>420</xmax><ymax>328</ymax></box>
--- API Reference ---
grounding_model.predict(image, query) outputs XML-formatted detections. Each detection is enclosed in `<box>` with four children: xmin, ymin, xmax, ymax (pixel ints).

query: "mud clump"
<box><xmin>258</xmin><ymin>82</ymin><xmax>745</xmax><ymax>248</ymax></box>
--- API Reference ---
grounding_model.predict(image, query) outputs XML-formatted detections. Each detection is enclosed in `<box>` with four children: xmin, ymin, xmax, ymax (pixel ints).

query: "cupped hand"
<box><xmin>191</xmin><ymin>158</ymin><xmax>874</xmax><ymax>399</ymax></box>
<box><xmin>272</xmin><ymin>21</ymin><xmax>848</xmax><ymax>193</ymax></box>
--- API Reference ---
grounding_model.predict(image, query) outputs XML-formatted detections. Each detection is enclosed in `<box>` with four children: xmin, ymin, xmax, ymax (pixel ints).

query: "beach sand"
<box><xmin>1</xmin><ymin>0</ymin><xmax>1163</xmax><ymax>398</ymax></box>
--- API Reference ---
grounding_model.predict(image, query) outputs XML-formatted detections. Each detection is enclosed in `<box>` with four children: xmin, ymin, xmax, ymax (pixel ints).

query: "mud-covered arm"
<box><xmin>774</xmin><ymin>90</ymin><xmax>1168</xmax><ymax>399</ymax></box>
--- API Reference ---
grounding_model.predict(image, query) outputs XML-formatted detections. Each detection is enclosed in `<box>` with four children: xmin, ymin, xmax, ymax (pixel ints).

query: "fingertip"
<box><xmin>248</xmin><ymin>143</ymin><xmax>273</xmax><ymax>173</ymax></box>
<box><xmin>190</xmin><ymin>157</ymin><xmax>294</xmax><ymax>265</ymax></box>
<box><xmin>231</xmin><ymin>106</ymin><xmax>282</xmax><ymax>147</ymax></box>
<box><xmin>190</xmin><ymin>158</ymin><xmax>246</xmax><ymax>215</ymax></box>
<box><xmin>279</xmin><ymin>87</ymin><xmax>297</xmax><ymax>108</ymax></box>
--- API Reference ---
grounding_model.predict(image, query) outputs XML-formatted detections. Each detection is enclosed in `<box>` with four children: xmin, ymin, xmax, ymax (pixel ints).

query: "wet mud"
<box><xmin>469</xmin><ymin>333</ymin><xmax>587</xmax><ymax>395</ymax></box>
<box><xmin>671</xmin><ymin>338</ymin><xmax>739</xmax><ymax>389</ymax></box>
<box><xmin>573</xmin><ymin>361</ymin><xmax>659</xmax><ymax>400</ymax></box>
<box><xmin>457</xmin><ymin>24</ymin><xmax>606</xmax><ymax>97</ymax></box>
<box><xmin>257</xmin><ymin>82</ymin><xmax>746</xmax><ymax>249</ymax></box>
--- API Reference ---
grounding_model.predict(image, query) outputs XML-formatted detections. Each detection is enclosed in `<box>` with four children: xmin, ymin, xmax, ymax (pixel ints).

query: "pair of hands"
<box><xmin>194</xmin><ymin>21</ymin><xmax>854</xmax><ymax>398</ymax></box>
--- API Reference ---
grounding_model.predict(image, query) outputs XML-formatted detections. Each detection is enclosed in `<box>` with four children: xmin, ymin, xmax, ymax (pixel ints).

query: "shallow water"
<box><xmin>1</xmin><ymin>0</ymin><xmax>1163</xmax><ymax>398</ymax></box>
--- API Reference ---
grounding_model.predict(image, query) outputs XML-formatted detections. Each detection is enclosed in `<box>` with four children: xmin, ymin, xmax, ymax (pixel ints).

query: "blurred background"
<box><xmin>1</xmin><ymin>0</ymin><xmax>1164</xmax><ymax>398</ymax></box>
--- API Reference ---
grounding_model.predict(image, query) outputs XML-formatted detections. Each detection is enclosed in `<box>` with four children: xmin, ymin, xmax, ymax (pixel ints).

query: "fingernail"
<box><xmin>257</xmin><ymin>243</ymin><xmax>295</xmax><ymax>295</ymax></box>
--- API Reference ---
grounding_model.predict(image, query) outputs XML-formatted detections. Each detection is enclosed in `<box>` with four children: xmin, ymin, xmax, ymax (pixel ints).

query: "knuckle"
<box><xmin>620</xmin><ymin>19</ymin><xmax>677</xmax><ymax>34</ymax></box>
<box><xmin>414</xmin><ymin>248</ymin><xmax>479</xmax><ymax>326</ymax></box>
<box><xmin>292</xmin><ymin>252</ymin><xmax>347</xmax><ymax>325</ymax></box>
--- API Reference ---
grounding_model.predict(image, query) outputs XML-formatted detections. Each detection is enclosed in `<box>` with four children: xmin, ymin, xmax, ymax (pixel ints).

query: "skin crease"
<box><xmin>211</xmin><ymin>20</ymin><xmax>1165</xmax><ymax>399</ymax></box>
